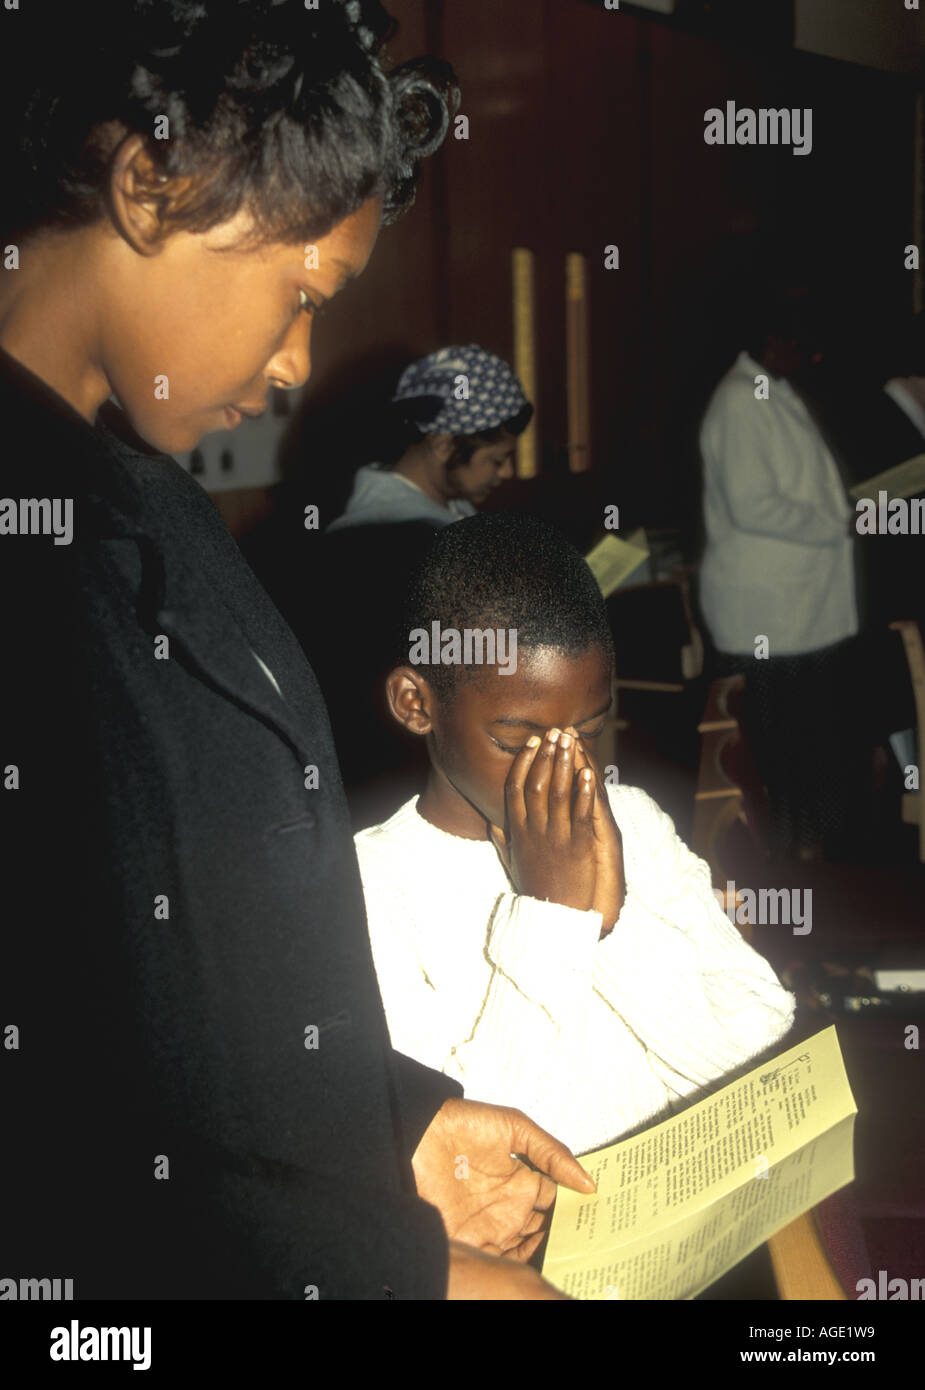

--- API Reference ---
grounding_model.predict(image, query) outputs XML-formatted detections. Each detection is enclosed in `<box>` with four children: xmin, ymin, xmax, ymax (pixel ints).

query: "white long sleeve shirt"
<box><xmin>355</xmin><ymin>784</ymin><xmax>795</xmax><ymax>1156</ymax></box>
<box><xmin>326</xmin><ymin>464</ymin><xmax>476</xmax><ymax>531</ymax></box>
<box><xmin>699</xmin><ymin>351</ymin><xmax>857</xmax><ymax>656</ymax></box>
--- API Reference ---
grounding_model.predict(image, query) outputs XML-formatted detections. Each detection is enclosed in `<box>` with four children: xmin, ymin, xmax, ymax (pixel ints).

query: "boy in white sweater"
<box><xmin>355</xmin><ymin>512</ymin><xmax>795</xmax><ymax>1156</ymax></box>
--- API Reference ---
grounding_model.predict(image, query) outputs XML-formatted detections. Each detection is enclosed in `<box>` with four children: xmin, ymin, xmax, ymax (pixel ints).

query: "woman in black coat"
<box><xmin>0</xmin><ymin>0</ymin><xmax>590</xmax><ymax>1303</ymax></box>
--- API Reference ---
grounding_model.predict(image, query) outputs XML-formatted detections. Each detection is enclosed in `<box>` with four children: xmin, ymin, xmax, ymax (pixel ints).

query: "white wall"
<box><xmin>178</xmin><ymin>403</ymin><xmax>291</xmax><ymax>492</ymax></box>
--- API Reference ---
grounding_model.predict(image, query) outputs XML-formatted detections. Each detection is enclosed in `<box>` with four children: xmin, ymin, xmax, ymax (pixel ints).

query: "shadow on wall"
<box><xmin>275</xmin><ymin>343</ymin><xmax>422</xmax><ymax>527</ymax></box>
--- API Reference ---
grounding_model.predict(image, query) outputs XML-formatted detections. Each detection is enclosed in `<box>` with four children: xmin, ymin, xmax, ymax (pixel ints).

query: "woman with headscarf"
<box><xmin>327</xmin><ymin>344</ymin><xmax>533</xmax><ymax>530</ymax></box>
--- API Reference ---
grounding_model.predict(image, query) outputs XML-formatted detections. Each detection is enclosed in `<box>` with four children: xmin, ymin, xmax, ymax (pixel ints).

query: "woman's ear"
<box><xmin>386</xmin><ymin>667</ymin><xmax>436</xmax><ymax>736</ymax></box>
<box><xmin>108</xmin><ymin>131</ymin><xmax>192</xmax><ymax>255</ymax></box>
<box><xmin>427</xmin><ymin>433</ymin><xmax>456</xmax><ymax>465</ymax></box>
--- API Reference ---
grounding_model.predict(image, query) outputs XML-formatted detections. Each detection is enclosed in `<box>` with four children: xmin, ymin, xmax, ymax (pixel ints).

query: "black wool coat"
<box><xmin>0</xmin><ymin>346</ymin><xmax>459</xmax><ymax>1299</ymax></box>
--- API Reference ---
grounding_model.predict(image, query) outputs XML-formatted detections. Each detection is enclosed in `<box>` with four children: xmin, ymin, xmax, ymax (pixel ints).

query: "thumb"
<box><xmin>508</xmin><ymin>1111</ymin><xmax>596</xmax><ymax>1195</ymax></box>
<box><xmin>488</xmin><ymin>822</ymin><xmax>510</xmax><ymax>868</ymax></box>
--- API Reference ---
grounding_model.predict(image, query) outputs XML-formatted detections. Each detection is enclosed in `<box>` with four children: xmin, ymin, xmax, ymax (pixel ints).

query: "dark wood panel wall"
<box><xmin>217</xmin><ymin>0</ymin><xmax>917</xmax><ymax>546</ymax></box>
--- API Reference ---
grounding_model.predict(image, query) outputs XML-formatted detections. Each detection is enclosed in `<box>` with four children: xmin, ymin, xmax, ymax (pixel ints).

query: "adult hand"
<box><xmin>446</xmin><ymin>1240</ymin><xmax>570</xmax><ymax>1300</ymax></box>
<box><xmin>412</xmin><ymin>1096</ymin><xmax>595</xmax><ymax>1258</ymax></box>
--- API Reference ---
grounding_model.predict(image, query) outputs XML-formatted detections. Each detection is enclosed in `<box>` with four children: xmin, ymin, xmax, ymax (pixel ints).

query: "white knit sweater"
<box><xmin>355</xmin><ymin>784</ymin><xmax>796</xmax><ymax>1156</ymax></box>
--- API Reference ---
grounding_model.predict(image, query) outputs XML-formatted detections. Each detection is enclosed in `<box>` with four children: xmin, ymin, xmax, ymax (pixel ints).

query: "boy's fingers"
<box><xmin>570</xmin><ymin>745</ymin><xmax>592</xmax><ymax>778</ymax></box>
<box><xmin>524</xmin><ymin>728</ymin><xmax>559</xmax><ymax>832</ymax></box>
<box><xmin>588</xmin><ymin>775</ymin><xmax>624</xmax><ymax>934</ymax></box>
<box><xmin>573</xmin><ymin>738</ymin><xmax>602</xmax><ymax>791</ymax></box>
<box><xmin>504</xmin><ymin>736</ymin><xmax>541</xmax><ymax>829</ymax></box>
<box><xmin>573</xmin><ymin>738</ymin><xmax>604</xmax><ymax>793</ymax></box>
<box><xmin>547</xmin><ymin>730</ymin><xmax>574</xmax><ymax>840</ymax></box>
<box><xmin>591</xmin><ymin>771</ymin><xmax>622</xmax><ymax>844</ymax></box>
<box><xmin>572</xmin><ymin>766</ymin><xmax>596</xmax><ymax>843</ymax></box>
<box><xmin>594</xmin><ymin>849</ymin><xmax>623</xmax><ymax>934</ymax></box>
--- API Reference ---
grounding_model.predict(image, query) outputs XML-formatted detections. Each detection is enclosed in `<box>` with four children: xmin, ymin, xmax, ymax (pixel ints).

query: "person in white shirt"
<box><xmin>699</xmin><ymin>281</ymin><xmax>862</xmax><ymax>859</ymax></box>
<box><xmin>353</xmin><ymin>512</ymin><xmax>795</xmax><ymax>1157</ymax></box>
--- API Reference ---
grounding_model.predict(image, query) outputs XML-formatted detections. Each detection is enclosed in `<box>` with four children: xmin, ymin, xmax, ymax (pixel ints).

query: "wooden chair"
<box><xmin>690</xmin><ymin>675</ymin><xmax>750</xmax><ymax>933</ymax></box>
<box><xmin>609</xmin><ymin>571</ymin><xmax>704</xmax><ymax>697</ymax></box>
<box><xmin>690</xmin><ymin>675</ymin><xmax>847</xmax><ymax>1301</ymax></box>
<box><xmin>766</xmin><ymin>1212</ymin><xmax>846</xmax><ymax>1300</ymax></box>
<box><xmin>603</xmin><ymin>572</ymin><xmax>705</xmax><ymax>797</ymax></box>
<box><xmin>890</xmin><ymin>619</ymin><xmax>925</xmax><ymax>862</ymax></box>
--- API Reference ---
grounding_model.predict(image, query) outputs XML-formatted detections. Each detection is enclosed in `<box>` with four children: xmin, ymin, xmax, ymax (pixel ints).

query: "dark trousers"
<box><xmin>718</xmin><ymin>637</ymin><xmax>868</xmax><ymax>860</ymax></box>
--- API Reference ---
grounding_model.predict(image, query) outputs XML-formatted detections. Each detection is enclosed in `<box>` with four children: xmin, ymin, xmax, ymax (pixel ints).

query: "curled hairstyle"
<box><xmin>397</xmin><ymin>511</ymin><xmax>615</xmax><ymax>698</ymax></box>
<box><xmin>1</xmin><ymin>0</ymin><xmax>458</xmax><ymax>246</ymax></box>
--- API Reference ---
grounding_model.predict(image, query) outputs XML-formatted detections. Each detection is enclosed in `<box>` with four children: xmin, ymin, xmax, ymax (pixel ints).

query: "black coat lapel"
<box><xmin>85</xmin><ymin>465</ymin><xmax>319</xmax><ymax>768</ymax></box>
<box><xmin>150</xmin><ymin>540</ymin><xmax>316</xmax><ymax>765</ymax></box>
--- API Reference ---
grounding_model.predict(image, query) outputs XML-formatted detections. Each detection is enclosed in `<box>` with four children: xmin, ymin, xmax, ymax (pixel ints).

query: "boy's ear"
<box><xmin>386</xmin><ymin>667</ymin><xmax>436</xmax><ymax>736</ymax></box>
<box><xmin>108</xmin><ymin>133</ymin><xmax>193</xmax><ymax>254</ymax></box>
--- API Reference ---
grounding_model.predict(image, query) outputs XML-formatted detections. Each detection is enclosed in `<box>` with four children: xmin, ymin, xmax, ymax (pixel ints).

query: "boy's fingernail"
<box><xmin>546</xmin><ymin>728</ymin><xmax>561</xmax><ymax>743</ymax></box>
<box><xmin>525</xmin><ymin>735</ymin><xmax>541</xmax><ymax>748</ymax></box>
<box><xmin>560</xmin><ymin>732</ymin><xmax>572</xmax><ymax>749</ymax></box>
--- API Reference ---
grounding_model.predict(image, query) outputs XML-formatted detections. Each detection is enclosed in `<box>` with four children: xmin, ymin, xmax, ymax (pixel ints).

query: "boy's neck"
<box><xmin>417</xmin><ymin>766</ymin><xmax>490</xmax><ymax>841</ymax></box>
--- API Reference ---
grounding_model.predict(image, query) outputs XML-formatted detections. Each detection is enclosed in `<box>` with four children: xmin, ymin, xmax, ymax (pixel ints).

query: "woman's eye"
<box><xmin>299</xmin><ymin>289</ymin><xmax>324</xmax><ymax>316</ymax></box>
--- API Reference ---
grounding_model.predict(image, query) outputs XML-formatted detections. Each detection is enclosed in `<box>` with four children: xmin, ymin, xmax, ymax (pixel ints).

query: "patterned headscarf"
<box><xmin>392</xmin><ymin>345</ymin><xmax>529</xmax><ymax>435</ymax></box>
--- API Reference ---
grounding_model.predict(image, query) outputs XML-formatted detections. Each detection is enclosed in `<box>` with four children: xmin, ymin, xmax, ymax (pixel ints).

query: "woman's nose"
<box><xmin>267</xmin><ymin>318</ymin><xmax>312</xmax><ymax>393</ymax></box>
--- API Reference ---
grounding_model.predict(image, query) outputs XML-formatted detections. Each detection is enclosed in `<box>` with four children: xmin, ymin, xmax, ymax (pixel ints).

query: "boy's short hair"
<box><xmin>396</xmin><ymin>511</ymin><xmax>615</xmax><ymax>697</ymax></box>
<box><xmin>1</xmin><ymin>0</ymin><xmax>457</xmax><ymax>247</ymax></box>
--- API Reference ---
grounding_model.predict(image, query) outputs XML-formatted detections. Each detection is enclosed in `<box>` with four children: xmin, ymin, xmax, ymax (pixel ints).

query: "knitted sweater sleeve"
<box><xmin>356</xmin><ymin>788</ymin><xmax>794</xmax><ymax>1115</ymax></box>
<box><xmin>356</xmin><ymin>836</ymin><xmax>602</xmax><ymax>1111</ymax></box>
<box><xmin>590</xmin><ymin>786</ymin><xmax>796</xmax><ymax>1091</ymax></box>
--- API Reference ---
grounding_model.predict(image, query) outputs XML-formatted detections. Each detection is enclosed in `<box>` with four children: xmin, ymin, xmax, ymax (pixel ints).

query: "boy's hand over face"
<box><xmin>489</xmin><ymin>728</ymin><xmax>624</xmax><ymax>934</ymax></box>
<box><xmin>572</xmin><ymin>735</ymin><xmax>625</xmax><ymax>937</ymax></box>
<box><xmin>489</xmin><ymin>728</ymin><xmax>598</xmax><ymax>912</ymax></box>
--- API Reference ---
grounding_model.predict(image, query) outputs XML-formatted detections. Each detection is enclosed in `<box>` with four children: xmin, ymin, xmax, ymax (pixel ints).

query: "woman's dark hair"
<box><xmin>1</xmin><ymin>0</ymin><xmax>457</xmax><ymax>247</ymax></box>
<box><xmin>444</xmin><ymin>405</ymin><xmax>534</xmax><ymax>471</ymax></box>
<box><xmin>396</xmin><ymin>510</ymin><xmax>615</xmax><ymax>699</ymax></box>
<box><xmin>382</xmin><ymin>399</ymin><xmax>534</xmax><ymax>468</ymax></box>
